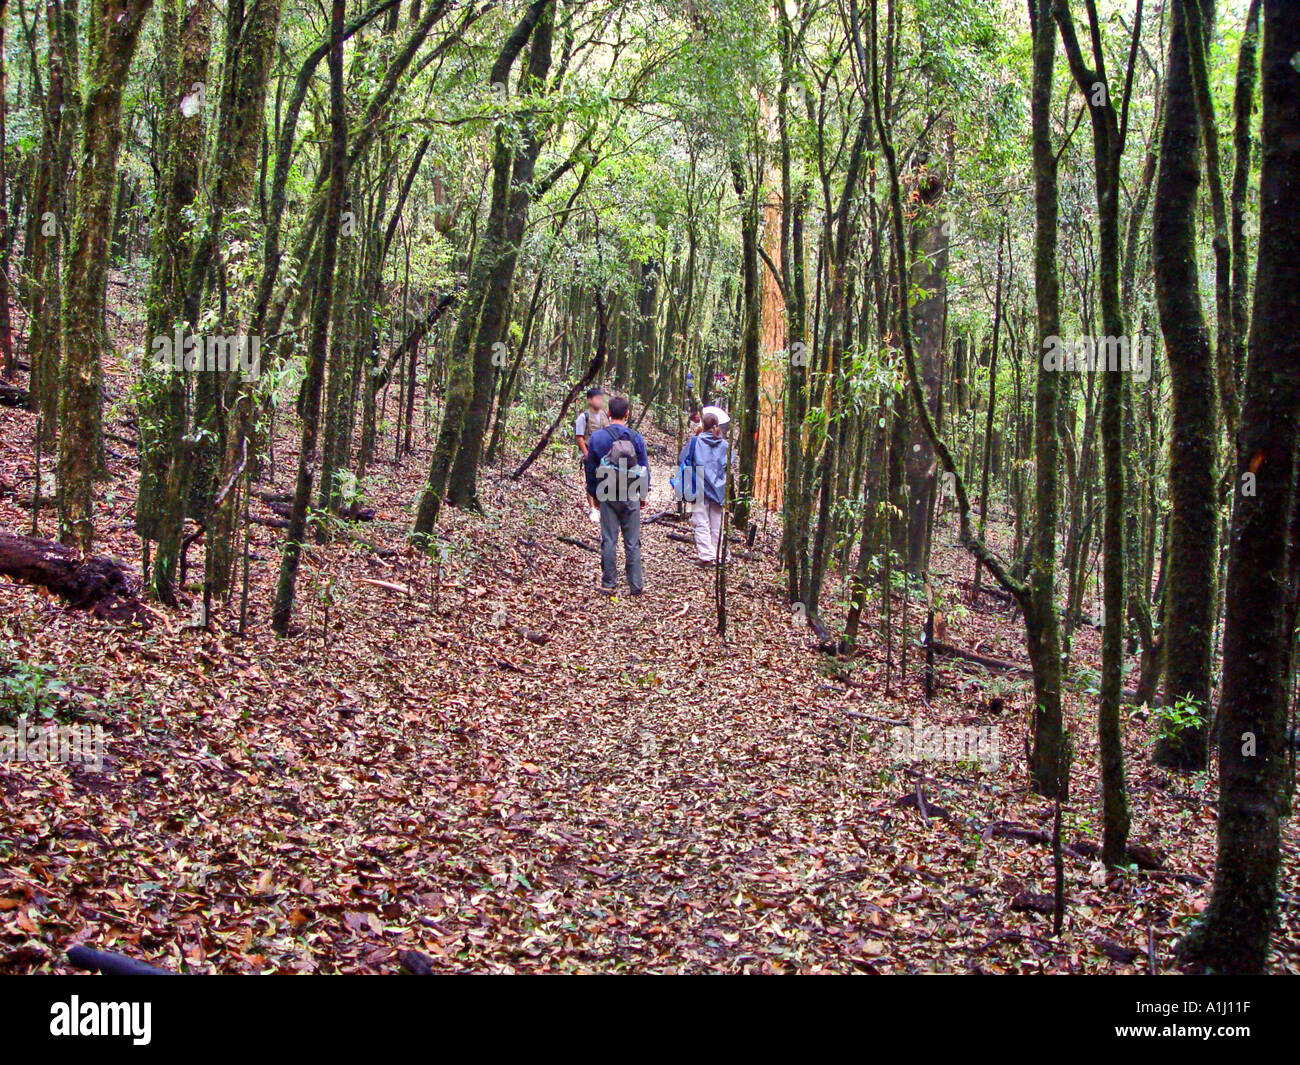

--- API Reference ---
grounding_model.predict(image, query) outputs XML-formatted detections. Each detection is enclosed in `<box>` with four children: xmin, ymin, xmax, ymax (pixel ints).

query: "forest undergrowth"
<box><xmin>1</xmin><ymin>313</ymin><xmax>1296</xmax><ymax>974</ymax></box>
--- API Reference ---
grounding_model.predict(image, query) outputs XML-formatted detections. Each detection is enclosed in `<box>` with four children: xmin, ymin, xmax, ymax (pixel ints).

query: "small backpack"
<box><xmin>597</xmin><ymin>428</ymin><xmax>647</xmax><ymax>501</ymax></box>
<box><xmin>670</xmin><ymin>436</ymin><xmax>700</xmax><ymax>501</ymax></box>
<box><xmin>601</xmin><ymin>435</ymin><xmax>639</xmax><ymax>470</ymax></box>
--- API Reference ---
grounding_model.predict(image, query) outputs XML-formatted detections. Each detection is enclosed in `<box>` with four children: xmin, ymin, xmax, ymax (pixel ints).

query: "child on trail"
<box><xmin>574</xmin><ymin>387</ymin><xmax>609</xmax><ymax>460</ymax></box>
<box><xmin>680</xmin><ymin>411</ymin><xmax>729</xmax><ymax>566</ymax></box>
<box><xmin>584</xmin><ymin>395</ymin><xmax>650</xmax><ymax>595</ymax></box>
<box><xmin>575</xmin><ymin>387</ymin><xmax>609</xmax><ymax>522</ymax></box>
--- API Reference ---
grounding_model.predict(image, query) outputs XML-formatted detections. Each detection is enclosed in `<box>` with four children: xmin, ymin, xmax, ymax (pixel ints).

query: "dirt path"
<box><xmin>2</xmin><ymin>407</ymin><xmax>1298</xmax><ymax>973</ymax></box>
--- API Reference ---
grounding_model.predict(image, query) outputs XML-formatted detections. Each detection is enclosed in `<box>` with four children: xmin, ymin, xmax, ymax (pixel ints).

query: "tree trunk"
<box><xmin>730</xmin><ymin>154</ymin><xmax>762</xmax><ymax>535</ymax></box>
<box><xmin>136</xmin><ymin>0</ymin><xmax>211</xmax><ymax>604</ymax></box>
<box><xmin>26</xmin><ymin>0</ymin><xmax>80</xmax><ymax>445</ymax></box>
<box><xmin>270</xmin><ymin>0</ymin><xmax>347</xmax><ymax>635</ymax></box>
<box><xmin>1177</xmin><ymin>0</ymin><xmax>1299</xmax><ymax>971</ymax></box>
<box><xmin>1025</xmin><ymin>0</ymin><xmax>1067</xmax><ymax>800</ymax></box>
<box><xmin>1056</xmin><ymin>0</ymin><xmax>1135</xmax><ymax>863</ymax></box>
<box><xmin>1152</xmin><ymin>0</ymin><xmax>1218</xmax><ymax>771</ymax></box>
<box><xmin>902</xmin><ymin>150</ymin><xmax>948</xmax><ymax>574</ymax></box>
<box><xmin>414</xmin><ymin>0</ymin><xmax>551</xmax><ymax>532</ymax></box>
<box><xmin>56</xmin><ymin>0</ymin><xmax>153</xmax><ymax>551</ymax></box>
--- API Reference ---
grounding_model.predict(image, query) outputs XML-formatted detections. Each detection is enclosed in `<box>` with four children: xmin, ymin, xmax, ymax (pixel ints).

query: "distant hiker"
<box><xmin>574</xmin><ymin>387</ymin><xmax>609</xmax><ymax>461</ymax></box>
<box><xmin>575</xmin><ymin>387</ymin><xmax>609</xmax><ymax>521</ymax></box>
<box><xmin>687</xmin><ymin>406</ymin><xmax>702</xmax><ymax>434</ymax></box>
<box><xmin>681</xmin><ymin>411</ymin><xmax>729</xmax><ymax>566</ymax></box>
<box><xmin>585</xmin><ymin>395</ymin><xmax>650</xmax><ymax>595</ymax></box>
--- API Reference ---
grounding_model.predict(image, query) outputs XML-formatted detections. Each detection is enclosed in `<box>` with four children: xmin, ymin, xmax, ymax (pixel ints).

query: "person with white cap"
<box><xmin>700</xmin><ymin>403</ymin><xmax>730</xmax><ymax>428</ymax></box>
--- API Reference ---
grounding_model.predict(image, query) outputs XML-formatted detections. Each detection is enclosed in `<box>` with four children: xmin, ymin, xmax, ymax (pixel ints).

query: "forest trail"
<box><xmin>4</xmin><ymin>386</ymin><xmax>1297</xmax><ymax>974</ymax></box>
<box><xmin>1</xmin><ymin>0</ymin><xmax>1297</xmax><ymax>987</ymax></box>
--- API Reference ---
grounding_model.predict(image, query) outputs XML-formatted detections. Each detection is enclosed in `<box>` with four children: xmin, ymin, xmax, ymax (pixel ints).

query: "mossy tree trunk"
<box><xmin>1152</xmin><ymin>0</ymin><xmax>1218</xmax><ymax>771</ymax></box>
<box><xmin>1024</xmin><ymin>0</ymin><xmax>1067</xmax><ymax>800</ymax></box>
<box><xmin>1056</xmin><ymin>0</ymin><xmax>1135</xmax><ymax>862</ymax></box>
<box><xmin>27</xmin><ymin>0</ymin><xmax>80</xmax><ymax>447</ymax></box>
<box><xmin>1178</xmin><ymin>0</ymin><xmax>1299</xmax><ymax>972</ymax></box>
<box><xmin>901</xmin><ymin>151</ymin><xmax>948</xmax><ymax>575</ymax></box>
<box><xmin>195</xmin><ymin>0</ymin><xmax>285</xmax><ymax>600</ymax></box>
<box><xmin>271</xmin><ymin>0</ymin><xmax>347</xmax><ymax>636</ymax></box>
<box><xmin>413</xmin><ymin>0</ymin><xmax>552</xmax><ymax>535</ymax></box>
<box><xmin>135</xmin><ymin>0</ymin><xmax>211</xmax><ymax>604</ymax></box>
<box><xmin>443</xmin><ymin>0</ymin><xmax>558</xmax><ymax>511</ymax></box>
<box><xmin>56</xmin><ymin>0</ymin><xmax>152</xmax><ymax>551</ymax></box>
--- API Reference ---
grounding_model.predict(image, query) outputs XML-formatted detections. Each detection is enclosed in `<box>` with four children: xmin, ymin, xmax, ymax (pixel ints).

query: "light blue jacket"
<box><xmin>679</xmin><ymin>433</ymin><xmax>729</xmax><ymax>506</ymax></box>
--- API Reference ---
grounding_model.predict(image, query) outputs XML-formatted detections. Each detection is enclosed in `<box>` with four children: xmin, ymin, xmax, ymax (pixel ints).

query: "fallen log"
<box><xmin>491</xmin><ymin>656</ymin><xmax>528</xmax><ymax>674</ymax></box>
<box><xmin>557</xmin><ymin>535</ymin><xmax>599</xmax><ymax>553</ymax></box>
<box><xmin>0</xmin><ymin>530</ymin><xmax>147</xmax><ymax>623</ymax></box>
<box><xmin>267</xmin><ymin>499</ymin><xmax>375</xmax><ymax>522</ymax></box>
<box><xmin>397</xmin><ymin>948</ymin><xmax>436</xmax><ymax>976</ymax></box>
<box><xmin>506</xmin><ymin>621</ymin><xmax>551</xmax><ymax>645</ymax></box>
<box><xmin>1094</xmin><ymin>937</ymin><xmax>1143</xmax><ymax>965</ymax></box>
<box><xmin>665</xmin><ymin>530</ymin><xmax>759</xmax><ymax>561</ymax></box>
<box><xmin>0</xmin><ymin>381</ymin><xmax>29</xmax><ymax>408</ymax></box>
<box><xmin>67</xmin><ymin>945</ymin><xmax>174</xmax><ymax>975</ymax></box>
<box><xmin>249</xmin><ymin>515</ymin><xmax>396</xmax><ymax>558</ymax></box>
<box><xmin>960</xmin><ymin>579</ymin><xmax>1016</xmax><ymax>604</ymax></box>
<box><xmin>1010</xmin><ymin>890</ymin><xmax>1058</xmax><ymax>915</ymax></box>
<box><xmin>341</xmin><ymin>502</ymin><xmax>377</xmax><ymax>522</ymax></box>
<box><xmin>930</xmin><ymin>640</ymin><xmax>1034</xmax><ymax>678</ymax></box>
<box><xmin>843</xmin><ymin>709</ymin><xmax>910</xmax><ymax>726</ymax></box>
<box><xmin>934</xmin><ymin>640</ymin><xmax>1159</xmax><ymax>702</ymax></box>
<box><xmin>518</xmin><ymin>535</ymin><xmax>564</xmax><ymax>557</ymax></box>
<box><xmin>643</xmin><ymin>508</ymin><xmax>684</xmax><ymax>525</ymax></box>
<box><xmin>347</xmin><ymin>535</ymin><xmax>397</xmax><ymax>560</ymax></box>
<box><xmin>356</xmin><ymin>577</ymin><xmax>413</xmax><ymax>595</ymax></box>
<box><xmin>982</xmin><ymin>820</ymin><xmax>1163</xmax><ymax>871</ymax></box>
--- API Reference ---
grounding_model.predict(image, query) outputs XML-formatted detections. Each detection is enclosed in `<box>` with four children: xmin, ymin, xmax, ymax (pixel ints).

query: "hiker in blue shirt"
<box><xmin>584</xmin><ymin>395</ymin><xmax>650</xmax><ymax>596</ymax></box>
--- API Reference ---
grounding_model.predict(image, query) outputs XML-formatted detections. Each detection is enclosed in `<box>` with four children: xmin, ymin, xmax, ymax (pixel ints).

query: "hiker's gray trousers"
<box><xmin>600</xmin><ymin>499</ymin><xmax>643</xmax><ymax>592</ymax></box>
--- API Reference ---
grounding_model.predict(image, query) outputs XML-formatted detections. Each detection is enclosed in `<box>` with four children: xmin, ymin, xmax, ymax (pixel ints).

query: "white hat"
<box><xmin>701</xmin><ymin>404</ymin><xmax>731</xmax><ymax>427</ymax></box>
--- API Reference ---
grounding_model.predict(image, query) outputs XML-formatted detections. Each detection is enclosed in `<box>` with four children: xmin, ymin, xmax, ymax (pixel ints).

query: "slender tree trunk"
<box><xmin>197</xmin><ymin>0</ymin><xmax>285</xmax><ymax>599</ymax></box>
<box><xmin>730</xmin><ymin>154</ymin><xmax>761</xmax><ymax>535</ymax></box>
<box><xmin>1229</xmin><ymin>0</ymin><xmax>1262</xmax><ymax>399</ymax></box>
<box><xmin>1025</xmin><ymin>0</ymin><xmax>1067</xmax><ymax>799</ymax></box>
<box><xmin>902</xmin><ymin>148</ymin><xmax>948</xmax><ymax>574</ymax></box>
<box><xmin>271</xmin><ymin>0</ymin><xmax>347</xmax><ymax>635</ymax></box>
<box><xmin>1056</xmin><ymin>0</ymin><xmax>1138</xmax><ymax>862</ymax></box>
